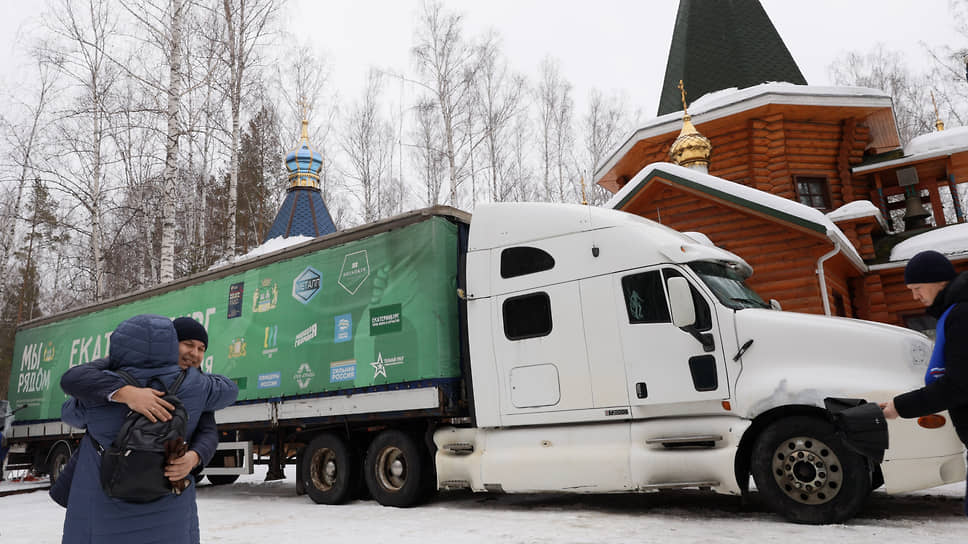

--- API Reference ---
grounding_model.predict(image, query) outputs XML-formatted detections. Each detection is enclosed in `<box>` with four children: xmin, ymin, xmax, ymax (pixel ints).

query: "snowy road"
<box><xmin>0</xmin><ymin>467</ymin><xmax>964</xmax><ymax>543</ymax></box>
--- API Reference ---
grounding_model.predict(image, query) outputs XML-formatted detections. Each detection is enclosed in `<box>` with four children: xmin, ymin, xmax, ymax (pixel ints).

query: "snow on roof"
<box><xmin>607</xmin><ymin>162</ymin><xmax>866</xmax><ymax>270</ymax></box>
<box><xmin>889</xmin><ymin>223</ymin><xmax>968</xmax><ymax>262</ymax></box>
<box><xmin>826</xmin><ymin>200</ymin><xmax>888</xmax><ymax>230</ymax></box>
<box><xmin>208</xmin><ymin>234</ymin><xmax>315</xmax><ymax>270</ymax></box>
<box><xmin>596</xmin><ymin>83</ymin><xmax>892</xmax><ymax>179</ymax></box>
<box><xmin>905</xmin><ymin>126</ymin><xmax>968</xmax><ymax>155</ymax></box>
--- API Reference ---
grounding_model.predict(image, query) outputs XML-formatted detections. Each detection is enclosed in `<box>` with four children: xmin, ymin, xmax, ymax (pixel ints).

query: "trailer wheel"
<box><xmin>751</xmin><ymin>416</ymin><xmax>871</xmax><ymax>524</ymax></box>
<box><xmin>206</xmin><ymin>474</ymin><xmax>240</xmax><ymax>486</ymax></box>
<box><xmin>302</xmin><ymin>433</ymin><xmax>357</xmax><ymax>504</ymax></box>
<box><xmin>364</xmin><ymin>430</ymin><xmax>428</xmax><ymax>507</ymax></box>
<box><xmin>48</xmin><ymin>443</ymin><xmax>71</xmax><ymax>483</ymax></box>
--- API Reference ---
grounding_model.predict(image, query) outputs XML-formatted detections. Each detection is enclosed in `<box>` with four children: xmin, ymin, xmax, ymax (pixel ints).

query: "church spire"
<box><xmin>669</xmin><ymin>80</ymin><xmax>712</xmax><ymax>173</ymax></box>
<box><xmin>657</xmin><ymin>0</ymin><xmax>807</xmax><ymax>116</ymax></box>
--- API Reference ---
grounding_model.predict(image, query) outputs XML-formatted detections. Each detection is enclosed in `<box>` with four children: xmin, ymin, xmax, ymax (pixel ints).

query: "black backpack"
<box><xmin>98</xmin><ymin>368</ymin><xmax>190</xmax><ymax>503</ymax></box>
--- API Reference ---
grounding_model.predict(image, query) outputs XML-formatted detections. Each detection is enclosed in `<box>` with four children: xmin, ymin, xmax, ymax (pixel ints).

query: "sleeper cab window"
<box><xmin>621</xmin><ymin>270</ymin><xmax>671</xmax><ymax>324</ymax></box>
<box><xmin>500</xmin><ymin>246</ymin><xmax>555</xmax><ymax>279</ymax></box>
<box><xmin>503</xmin><ymin>292</ymin><xmax>552</xmax><ymax>340</ymax></box>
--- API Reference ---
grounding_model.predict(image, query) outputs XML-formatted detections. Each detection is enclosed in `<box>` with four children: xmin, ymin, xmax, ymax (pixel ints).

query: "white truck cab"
<box><xmin>436</xmin><ymin>202</ymin><xmax>965</xmax><ymax>524</ymax></box>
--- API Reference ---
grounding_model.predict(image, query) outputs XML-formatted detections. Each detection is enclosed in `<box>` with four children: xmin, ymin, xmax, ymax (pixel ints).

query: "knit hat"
<box><xmin>904</xmin><ymin>250</ymin><xmax>957</xmax><ymax>285</ymax></box>
<box><xmin>173</xmin><ymin>317</ymin><xmax>208</xmax><ymax>348</ymax></box>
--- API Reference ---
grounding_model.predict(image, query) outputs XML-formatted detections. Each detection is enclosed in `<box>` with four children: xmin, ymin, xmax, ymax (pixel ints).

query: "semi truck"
<box><xmin>3</xmin><ymin>203</ymin><xmax>964</xmax><ymax>524</ymax></box>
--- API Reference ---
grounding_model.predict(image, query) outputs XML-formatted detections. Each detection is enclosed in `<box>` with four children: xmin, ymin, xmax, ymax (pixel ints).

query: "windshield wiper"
<box><xmin>730</xmin><ymin>297</ymin><xmax>767</xmax><ymax>307</ymax></box>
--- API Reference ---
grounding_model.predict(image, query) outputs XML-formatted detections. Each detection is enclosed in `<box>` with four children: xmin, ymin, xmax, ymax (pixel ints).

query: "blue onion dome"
<box><xmin>284</xmin><ymin>119</ymin><xmax>323</xmax><ymax>190</ymax></box>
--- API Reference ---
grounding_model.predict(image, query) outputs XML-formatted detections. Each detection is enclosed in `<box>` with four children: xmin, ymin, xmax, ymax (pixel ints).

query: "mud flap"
<box><xmin>824</xmin><ymin>397</ymin><xmax>888</xmax><ymax>464</ymax></box>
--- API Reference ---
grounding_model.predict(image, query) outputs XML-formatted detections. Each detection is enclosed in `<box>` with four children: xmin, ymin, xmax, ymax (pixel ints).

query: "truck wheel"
<box><xmin>364</xmin><ymin>430</ymin><xmax>428</xmax><ymax>507</ymax></box>
<box><xmin>48</xmin><ymin>443</ymin><xmax>71</xmax><ymax>483</ymax></box>
<box><xmin>751</xmin><ymin>416</ymin><xmax>871</xmax><ymax>524</ymax></box>
<box><xmin>302</xmin><ymin>433</ymin><xmax>357</xmax><ymax>504</ymax></box>
<box><xmin>206</xmin><ymin>474</ymin><xmax>240</xmax><ymax>486</ymax></box>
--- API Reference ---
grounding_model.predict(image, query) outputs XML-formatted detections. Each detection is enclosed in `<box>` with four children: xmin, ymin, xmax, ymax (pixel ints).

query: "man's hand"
<box><xmin>879</xmin><ymin>400</ymin><xmax>899</xmax><ymax>419</ymax></box>
<box><xmin>112</xmin><ymin>385</ymin><xmax>174</xmax><ymax>423</ymax></box>
<box><xmin>165</xmin><ymin>449</ymin><xmax>201</xmax><ymax>482</ymax></box>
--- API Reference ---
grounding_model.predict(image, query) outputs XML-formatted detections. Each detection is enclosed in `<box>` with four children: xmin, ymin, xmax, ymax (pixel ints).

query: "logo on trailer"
<box><xmin>370</xmin><ymin>352</ymin><xmax>404</xmax><ymax>379</ymax></box>
<box><xmin>257</xmin><ymin>372</ymin><xmax>280</xmax><ymax>389</ymax></box>
<box><xmin>227</xmin><ymin>282</ymin><xmax>244</xmax><ymax>319</ymax></box>
<box><xmin>294</xmin><ymin>363</ymin><xmax>315</xmax><ymax>389</ymax></box>
<box><xmin>334</xmin><ymin>313</ymin><xmax>353</xmax><ymax>343</ymax></box>
<box><xmin>252</xmin><ymin>278</ymin><xmax>278</xmax><ymax>313</ymax></box>
<box><xmin>263</xmin><ymin>325</ymin><xmax>278</xmax><ymax>358</ymax></box>
<box><xmin>295</xmin><ymin>323</ymin><xmax>317</xmax><ymax>347</ymax></box>
<box><xmin>292</xmin><ymin>266</ymin><xmax>322</xmax><ymax>304</ymax></box>
<box><xmin>369</xmin><ymin>304</ymin><xmax>402</xmax><ymax>336</ymax></box>
<box><xmin>42</xmin><ymin>342</ymin><xmax>56</xmax><ymax>363</ymax></box>
<box><xmin>330</xmin><ymin>360</ymin><xmax>356</xmax><ymax>383</ymax></box>
<box><xmin>338</xmin><ymin>250</ymin><xmax>370</xmax><ymax>294</ymax></box>
<box><xmin>228</xmin><ymin>338</ymin><xmax>247</xmax><ymax>359</ymax></box>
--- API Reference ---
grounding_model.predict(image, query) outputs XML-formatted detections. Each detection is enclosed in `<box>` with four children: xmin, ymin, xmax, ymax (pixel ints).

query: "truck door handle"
<box><xmin>636</xmin><ymin>382</ymin><xmax>648</xmax><ymax>399</ymax></box>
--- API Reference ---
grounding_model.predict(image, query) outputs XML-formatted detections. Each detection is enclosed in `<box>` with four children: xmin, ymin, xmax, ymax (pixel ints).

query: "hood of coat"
<box><xmin>108</xmin><ymin>313</ymin><xmax>179</xmax><ymax>369</ymax></box>
<box><xmin>944</xmin><ymin>271</ymin><xmax>968</xmax><ymax>306</ymax></box>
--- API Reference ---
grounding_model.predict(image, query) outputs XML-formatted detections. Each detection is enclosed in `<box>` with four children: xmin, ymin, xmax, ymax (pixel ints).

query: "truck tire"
<box><xmin>751</xmin><ymin>416</ymin><xmax>871</xmax><ymax>524</ymax></box>
<box><xmin>302</xmin><ymin>433</ymin><xmax>357</xmax><ymax>504</ymax></box>
<box><xmin>206</xmin><ymin>474</ymin><xmax>240</xmax><ymax>486</ymax></box>
<box><xmin>47</xmin><ymin>443</ymin><xmax>71</xmax><ymax>483</ymax></box>
<box><xmin>364</xmin><ymin>430</ymin><xmax>428</xmax><ymax>507</ymax></box>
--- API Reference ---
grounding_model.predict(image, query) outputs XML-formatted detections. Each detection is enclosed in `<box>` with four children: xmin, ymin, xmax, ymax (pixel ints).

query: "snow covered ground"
<box><xmin>0</xmin><ymin>466</ymin><xmax>965</xmax><ymax>543</ymax></box>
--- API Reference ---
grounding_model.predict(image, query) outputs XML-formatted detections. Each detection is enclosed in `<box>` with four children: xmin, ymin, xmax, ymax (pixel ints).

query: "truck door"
<box><xmin>616</xmin><ymin>266</ymin><xmax>729</xmax><ymax>410</ymax></box>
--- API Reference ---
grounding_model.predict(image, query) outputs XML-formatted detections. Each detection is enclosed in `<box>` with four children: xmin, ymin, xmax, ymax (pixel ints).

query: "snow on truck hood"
<box><xmin>731</xmin><ymin>308</ymin><xmax>931</xmax><ymax>417</ymax></box>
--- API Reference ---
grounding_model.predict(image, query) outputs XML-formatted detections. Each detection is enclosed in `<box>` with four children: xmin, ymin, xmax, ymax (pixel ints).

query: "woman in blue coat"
<box><xmin>60</xmin><ymin>314</ymin><xmax>238</xmax><ymax>544</ymax></box>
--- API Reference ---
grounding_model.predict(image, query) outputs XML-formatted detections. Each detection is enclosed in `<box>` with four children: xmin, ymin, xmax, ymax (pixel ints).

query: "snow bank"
<box><xmin>890</xmin><ymin>222</ymin><xmax>968</xmax><ymax>261</ymax></box>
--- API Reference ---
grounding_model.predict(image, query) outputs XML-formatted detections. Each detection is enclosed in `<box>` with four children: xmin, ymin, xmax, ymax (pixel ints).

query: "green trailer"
<box><xmin>4</xmin><ymin>207</ymin><xmax>471</xmax><ymax>490</ymax></box>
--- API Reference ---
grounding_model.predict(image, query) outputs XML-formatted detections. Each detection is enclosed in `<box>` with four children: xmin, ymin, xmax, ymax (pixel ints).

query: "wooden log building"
<box><xmin>594</xmin><ymin>0</ymin><xmax>968</xmax><ymax>334</ymax></box>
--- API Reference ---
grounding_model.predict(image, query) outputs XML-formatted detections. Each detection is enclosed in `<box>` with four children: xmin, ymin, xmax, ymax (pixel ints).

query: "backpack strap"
<box><xmin>168</xmin><ymin>368</ymin><xmax>189</xmax><ymax>395</ymax></box>
<box><xmin>114</xmin><ymin>369</ymin><xmax>142</xmax><ymax>388</ymax></box>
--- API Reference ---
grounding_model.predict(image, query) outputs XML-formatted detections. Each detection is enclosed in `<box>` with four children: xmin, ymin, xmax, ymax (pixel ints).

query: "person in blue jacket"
<box><xmin>60</xmin><ymin>317</ymin><xmax>219</xmax><ymax>483</ymax></box>
<box><xmin>881</xmin><ymin>250</ymin><xmax>968</xmax><ymax>513</ymax></box>
<box><xmin>59</xmin><ymin>314</ymin><xmax>238</xmax><ymax>544</ymax></box>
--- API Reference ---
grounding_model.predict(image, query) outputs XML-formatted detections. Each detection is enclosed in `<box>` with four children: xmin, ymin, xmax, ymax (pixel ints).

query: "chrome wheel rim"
<box><xmin>376</xmin><ymin>446</ymin><xmax>407</xmax><ymax>491</ymax></box>
<box><xmin>770</xmin><ymin>436</ymin><xmax>843</xmax><ymax>505</ymax></box>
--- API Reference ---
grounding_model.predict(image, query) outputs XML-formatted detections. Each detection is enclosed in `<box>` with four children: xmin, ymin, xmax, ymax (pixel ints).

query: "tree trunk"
<box><xmin>160</xmin><ymin>0</ymin><xmax>184</xmax><ymax>282</ymax></box>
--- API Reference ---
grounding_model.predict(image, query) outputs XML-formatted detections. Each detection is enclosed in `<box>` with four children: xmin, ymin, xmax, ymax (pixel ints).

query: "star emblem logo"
<box><xmin>370</xmin><ymin>352</ymin><xmax>404</xmax><ymax>379</ymax></box>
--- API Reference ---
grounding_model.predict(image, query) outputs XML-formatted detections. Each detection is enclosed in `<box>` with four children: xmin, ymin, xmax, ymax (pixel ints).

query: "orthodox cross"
<box><xmin>678</xmin><ymin>80</ymin><xmax>688</xmax><ymax>113</ymax></box>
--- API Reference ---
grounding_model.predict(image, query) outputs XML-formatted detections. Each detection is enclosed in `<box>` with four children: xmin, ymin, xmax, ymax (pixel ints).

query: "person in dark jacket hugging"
<box><xmin>60</xmin><ymin>317</ymin><xmax>219</xmax><ymax>487</ymax></box>
<box><xmin>60</xmin><ymin>314</ymin><xmax>238</xmax><ymax>544</ymax></box>
<box><xmin>881</xmin><ymin>250</ymin><xmax>968</xmax><ymax>513</ymax></box>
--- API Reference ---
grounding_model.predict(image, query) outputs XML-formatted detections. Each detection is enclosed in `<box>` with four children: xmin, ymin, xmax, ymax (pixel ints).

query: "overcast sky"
<box><xmin>0</xmin><ymin>0</ymin><xmax>964</xmax><ymax>122</ymax></box>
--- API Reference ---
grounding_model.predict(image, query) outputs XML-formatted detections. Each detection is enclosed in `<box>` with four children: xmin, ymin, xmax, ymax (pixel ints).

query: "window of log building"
<box><xmin>794</xmin><ymin>176</ymin><xmax>831</xmax><ymax>210</ymax></box>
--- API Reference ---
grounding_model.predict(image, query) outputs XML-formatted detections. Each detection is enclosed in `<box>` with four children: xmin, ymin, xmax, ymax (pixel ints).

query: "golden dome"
<box><xmin>669</xmin><ymin>80</ymin><xmax>712</xmax><ymax>169</ymax></box>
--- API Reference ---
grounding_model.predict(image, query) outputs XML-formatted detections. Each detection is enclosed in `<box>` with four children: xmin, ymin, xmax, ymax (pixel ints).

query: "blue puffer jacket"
<box><xmin>60</xmin><ymin>314</ymin><xmax>238</xmax><ymax>544</ymax></box>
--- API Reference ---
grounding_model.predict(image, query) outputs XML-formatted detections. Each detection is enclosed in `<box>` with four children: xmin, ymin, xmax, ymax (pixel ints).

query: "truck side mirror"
<box><xmin>667</xmin><ymin>277</ymin><xmax>696</xmax><ymax>328</ymax></box>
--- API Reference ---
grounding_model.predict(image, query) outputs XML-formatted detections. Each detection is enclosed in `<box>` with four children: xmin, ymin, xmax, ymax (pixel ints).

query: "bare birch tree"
<box><xmin>341</xmin><ymin>69</ymin><xmax>396</xmax><ymax>222</ymax></box>
<box><xmin>536</xmin><ymin>56</ymin><xmax>574</xmax><ymax>202</ymax></box>
<box><xmin>581</xmin><ymin>89</ymin><xmax>629</xmax><ymax>206</ymax></box>
<box><xmin>220</xmin><ymin>0</ymin><xmax>277</xmax><ymax>257</ymax></box>
<box><xmin>474</xmin><ymin>33</ymin><xmax>525</xmax><ymax>203</ymax></box>
<box><xmin>412</xmin><ymin>0</ymin><xmax>478</xmax><ymax>206</ymax></box>
<box><xmin>40</xmin><ymin>0</ymin><xmax>124</xmax><ymax>301</ymax></box>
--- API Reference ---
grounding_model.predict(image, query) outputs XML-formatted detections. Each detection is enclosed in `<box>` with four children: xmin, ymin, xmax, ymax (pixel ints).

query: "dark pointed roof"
<box><xmin>657</xmin><ymin>0</ymin><xmax>807</xmax><ymax>116</ymax></box>
<box><xmin>263</xmin><ymin>188</ymin><xmax>336</xmax><ymax>241</ymax></box>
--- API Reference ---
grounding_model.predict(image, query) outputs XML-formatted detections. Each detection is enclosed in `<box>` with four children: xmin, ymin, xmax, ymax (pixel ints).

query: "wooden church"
<box><xmin>594</xmin><ymin>0</ymin><xmax>968</xmax><ymax>334</ymax></box>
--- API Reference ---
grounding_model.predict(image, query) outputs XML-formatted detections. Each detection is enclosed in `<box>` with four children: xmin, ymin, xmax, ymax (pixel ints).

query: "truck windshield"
<box><xmin>687</xmin><ymin>262</ymin><xmax>769</xmax><ymax>310</ymax></box>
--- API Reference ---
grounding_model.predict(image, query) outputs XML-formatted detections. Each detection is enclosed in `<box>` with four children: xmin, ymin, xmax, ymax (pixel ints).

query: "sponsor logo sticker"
<box><xmin>294</xmin><ymin>363</ymin><xmax>315</xmax><ymax>389</ymax></box>
<box><xmin>263</xmin><ymin>325</ymin><xmax>278</xmax><ymax>358</ymax></box>
<box><xmin>227</xmin><ymin>282</ymin><xmax>244</xmax><ymax>319</ymax></box>
<box><xmin>42</xmin><ymin>342</ymin><xmax>56</xmax><ymax>362</ymax></box>
<box><xmin>334</xmin><ymin>313</ymin><xmax>353</xmax><ymax>343</ymax></box>
<box><xmin>330</xmin><ymin>359</ymin><xmax>356</xmax><ymax>383</ymax></box>
<box><xmin>370</xmin><ymin>352</ymin><xmax>404</xmax><ymax>379</ymax></box>
<box><xmin>252</xmin><ymin>278</ymin><xmax>278</xmax><ymax>313</ymax></box>
<box><xmin>369</xmin><ymin>304</ymin><xmax>402</xmax><ymax>335</ymax></box>
<box><xmin>257</xmin><ymin>372</ymin><xmax>281</xmax><ymax>389</ymax></box>
<box><xmin>228</xmin><ymin>337</ymin><xmax>247</xmax><ymax>359</ymax></box>
<box><xmin>295</xmin><ymin>323</ymin><xmax>317</xmax><ymax>348</ymax></box>
<box><xmin>292</xmin><ymin>266</ymin><xmax>322</xmax><ymax>304</ymax></box>
<box><xmin>338</xmin><ymin>250</ymin><xmax>370</xmax><ymax>294</ymax></box>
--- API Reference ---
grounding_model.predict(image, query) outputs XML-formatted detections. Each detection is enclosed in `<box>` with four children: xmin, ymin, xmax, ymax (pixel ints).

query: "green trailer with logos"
<box><xmin>3</xmin><ymin>207</ymin><xmax>472</xmax><ymax>503</ymax></box>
